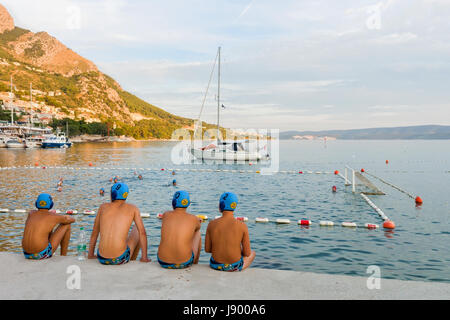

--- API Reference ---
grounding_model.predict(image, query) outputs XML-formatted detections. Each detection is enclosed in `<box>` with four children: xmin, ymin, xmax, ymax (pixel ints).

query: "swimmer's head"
<box><xmin>172</xmin><ymin>190</ymin><xmax>190</xmax><ymax>209</ymax></box>
<box><xmin>111</xmin><ymin>182</ymin><xmax>129</xmax><ymax>201</ymax></box>
<box><xmin>99</xmin><ymin>188</ymin><xmax>105</xmax><ymax>195</ymax></box>
<box><xmin>113</xmin><ymin>177</ymin><xmax>119</xmax><ymax>183</ymax></box>
<box><xmin>172</xmin><ymin>171</ymin><xmax>176</xmax><ymax>175</ymax></box>
<box><xmin>219</xmin><ymin>192</ymin><xmax>238</xmax><ymax>212</ymax></box>
<box><xmin>35</xmin><ymin>193</ymin><xmax>54</xmax><ymax>210</ymax></box>
<box><xmin>138</xmin><ymin>174</ymin><xmax>143</xmax><ymax>180</ymax></box>
<box><xmin>172</xmin><ymin>179</ymin><xmax>177</xmax><ymax>186</ymax></box>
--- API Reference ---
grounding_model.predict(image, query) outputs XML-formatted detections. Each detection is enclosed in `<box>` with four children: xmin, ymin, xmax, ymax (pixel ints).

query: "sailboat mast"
<box><xmin>10</xmin><ymin>75</ymin><xmax>13</xmax><ymax>125</ymax></box>
<box><xmin>29</xmin><ymin>83</ymin><xmax>32</xmax><ymax>128</ymax></box>
<box><xmin>217</xmin><ymin>46</ymin><xmax>221</xmax><ymax>143</ymax></box>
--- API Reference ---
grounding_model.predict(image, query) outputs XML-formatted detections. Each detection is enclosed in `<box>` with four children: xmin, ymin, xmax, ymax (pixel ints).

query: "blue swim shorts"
<box><xmin>23</xmin><ymin>242</ymin><xmax>53</xmax><ymax>260</ymax></box>
<box><xmin>157</xmin><ymin>251</ymin><xmax>194</xmax><ymax>269</ymax></box>
<box><xmin>209</xmin><ymin>256</ymin><xmax>244</xmax><ymax>272</ymax></box>
<box><xmin>97</xmin><ymin>246</ymin><xmax>131</xmax><ymax>265</ymax></box>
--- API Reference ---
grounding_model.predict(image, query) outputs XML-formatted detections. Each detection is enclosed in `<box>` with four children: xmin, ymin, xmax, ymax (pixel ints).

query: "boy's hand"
<box><xmin>140</xmin><ymin>256</ymin><xmax>151</xmax><ymax>263</ymax></box>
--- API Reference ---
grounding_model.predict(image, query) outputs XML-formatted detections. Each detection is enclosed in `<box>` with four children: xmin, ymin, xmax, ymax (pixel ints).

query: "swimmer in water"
<box><xmin>22</xmin><ymin>193</ymin><xmax>75</xmax><ymax>259</ymax></box>
<box><xmin>157</xmin><ymin>191</ymin><xmax>201</xmax><ymax>269</ymax></box>
<box><xmin>88</xmin><ymin>182</ymin><xmax>150</xmax><ymax>264</ymax></box>
<box><xmin>205</xmin><ymin>192</ymin><xmax>256</xmax><ymax>272</ymax></box>
<box><xmin>172</xmin><ymin>179</ymin><xmax>177</xmax><ymax>187</ymax></box>
<box><xmin>99</xmin><ymin>188</ymin><xmax>105</xmax><ymax>196</ymax></box>
<box><xmin>332</xmin><ymin>186</ymin><xmax>337</xmax><ymax>193</ymax></box>
<box><xmin>57</xmin><ymin>186</ymin><xmax>62</xmax><ymax>192</ymax></box>
<box><xmin>138</xmin><ymin>174</ymin><xmax>143</xmax><ymax>180</ymax></box>
<box><xmin>172</xmin><ymin>171</ymin><xmax>176</xmax><ymax>176</ymax></box>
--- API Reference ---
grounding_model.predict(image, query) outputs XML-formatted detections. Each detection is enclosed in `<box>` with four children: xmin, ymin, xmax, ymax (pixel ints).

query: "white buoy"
<box><xmin>276</xmin><ymin>218</ymin><xmax>291</xmax><ymax>224</ymax></box>
<box><xmin>342</xmin><ymin>222</ymin><xmax>357</xmax><ymax>228</ymax></box>
<box><xmin>83</xmin><ymin>210</ymin><xmax>95</xmax><ymax>215</ymax></box>
<box><xmin>14</xmin><ymin>209</ymin><xmax>26</xmax><ymax>213</ymax></box>
<box><xmin>140</xmin><ymin>213</ymin><xmax>150</xmax><ymax>218</ymax></box>
<box><xmin>255</xmin><ymin>217</ymin><xmax>269</xmax><ymax>223</ymax></box>
<box><xmin>0</xmin><ymin>208</ymin><xmax>9</xmax><ymax>212</ymax></box>
<box><xmin>319</xmin><ymin>220</ymin><xmax>334</xmax><ymax>226</ymax></box>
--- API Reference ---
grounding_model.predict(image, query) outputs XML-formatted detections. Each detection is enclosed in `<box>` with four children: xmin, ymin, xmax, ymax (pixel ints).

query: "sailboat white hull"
<box><xmin>190</xmin><ymin>148</ymin><xmax>264</xmax><ymax>161</ymax></box>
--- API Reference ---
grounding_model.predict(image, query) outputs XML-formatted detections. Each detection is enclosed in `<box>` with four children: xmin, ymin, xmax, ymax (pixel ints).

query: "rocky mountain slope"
<box><xmin>0</xmin><ymin>3</ymin><xmax>197</xmax><ymax>139</ymax></box>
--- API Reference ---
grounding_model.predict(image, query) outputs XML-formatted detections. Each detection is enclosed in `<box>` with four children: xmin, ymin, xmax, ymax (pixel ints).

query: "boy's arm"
<box><xmin>241</xmin><ymin>224</ymin><xmax>252</xmax><ymax>257</ymax></box>
<box><xmin>50</xmin><ymin>211</ymin><xmax>75</xmax><ymax>224</ymax></box>
<box><xmin>88</xmin><ymin>207</ymin><xmax>102</xmax><ymax>258</ymax></box>
<box><xmin>205</xmin><ymin>225</ymin><xmax>212</xmax><ymax>253</ymax></box>
<box><xmin>134</xmin><ymin>206</ymin><xmax>150</xmax><ymax>262</ymax></box>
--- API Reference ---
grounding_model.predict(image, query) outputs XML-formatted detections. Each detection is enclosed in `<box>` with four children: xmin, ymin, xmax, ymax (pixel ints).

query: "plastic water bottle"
<box><xmin>77</xmin><ymin>227</ymin><xmax>87</xmax><ymax>261</ymax></box>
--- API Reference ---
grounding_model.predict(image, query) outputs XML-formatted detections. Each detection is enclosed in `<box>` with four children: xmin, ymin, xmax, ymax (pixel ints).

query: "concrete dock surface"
<box><xmin>1</xmin><ymin>252</ymin><xmax>449</xmax><ymax>299</ymax></box>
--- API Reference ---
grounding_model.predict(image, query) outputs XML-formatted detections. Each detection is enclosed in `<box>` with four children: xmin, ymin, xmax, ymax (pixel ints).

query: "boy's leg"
<box><xmin>49</xmin><ymin>224</ymin><xmax>71</xmax><ymax>255</ymax></box>
<box><xmin>127</xmin><ymin>225</ymin><xmax>140</xmax><ymax>260</ymax></box>
<box><xmin>192</xmin><ymin>229</ymin><xmax>201</xmax><ymax>264</ymax></box>
<box><xmin>241</xmin><ymin>250</ymin><xmax>256</xmax><ymax>271</ymax></box>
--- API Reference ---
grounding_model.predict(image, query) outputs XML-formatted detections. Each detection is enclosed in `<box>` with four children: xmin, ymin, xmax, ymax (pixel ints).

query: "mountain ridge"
<box><xmin>280</xmin><ymin>125</ymin><xmax>450</xmax><ymax>140</ymax></box>
<box><xmin>0</xmin><ymin>3</ymin><xmax>200</xmax><ymax>139</ymax></box>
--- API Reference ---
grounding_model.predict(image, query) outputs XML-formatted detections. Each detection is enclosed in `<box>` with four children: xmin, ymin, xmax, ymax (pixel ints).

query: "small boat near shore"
<box><xmin>6</xmin><ymin>138</ymin><xmax>26</xmax><ymax>148</ymax></box>
<box><xmin>41</xmin><ymin>132</ymin><xmax>72</xmax><ymax>149</ymax></box>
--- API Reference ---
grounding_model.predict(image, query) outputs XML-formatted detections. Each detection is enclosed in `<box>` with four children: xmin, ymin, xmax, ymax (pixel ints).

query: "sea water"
<box><xmin>0</xmin><ymin>140</ymin><xmax>449</xmax><ymax>282</ymax></box>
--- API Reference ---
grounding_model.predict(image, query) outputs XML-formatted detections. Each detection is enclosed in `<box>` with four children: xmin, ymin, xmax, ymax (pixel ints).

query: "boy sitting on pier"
<box><xmin>22</xmin><ymin>193</ymin><xmax>75</xmax><ymax>259</ymax></box>
<box><xmin>88</xmin><ymin>182</ymin><xmax>150</xmax><ymax>265</ymax></box>
<box><xmin>157</xmin><ymin>190</ymin><xmax>201</xmax><ymax>269</ymax></box>
<box><xmin>205</xmin><ymin>192</ymin><xmax>256</xmax><ymax>271</ymax></box>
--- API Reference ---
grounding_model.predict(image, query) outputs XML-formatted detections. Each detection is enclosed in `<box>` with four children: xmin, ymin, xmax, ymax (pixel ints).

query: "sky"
<box><xmin>2</xmin><ymin>0</ymin><xmax>450</xmax><ymax>131</ymax></box>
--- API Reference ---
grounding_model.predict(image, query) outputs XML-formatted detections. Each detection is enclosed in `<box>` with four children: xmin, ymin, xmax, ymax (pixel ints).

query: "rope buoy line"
<box><xmin>0</xmin><ymin>208</ymin><xmax>380</xmax><ymax>230</ymax></box>
<box><xmin>0</xmin><ymin>165</ymin><xmax>337</xmax><ymax>175</ymax></box>
<box><xmin>363</xmin><ymin>171</ymin><xmax>418</xmax><ymax>201</ymax></box>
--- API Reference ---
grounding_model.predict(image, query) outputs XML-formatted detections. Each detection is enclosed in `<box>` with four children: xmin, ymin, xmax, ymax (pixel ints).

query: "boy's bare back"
<box><xmin>158</xmin><ymin>209</ymin><xmax>201</xmax><ymax>263</ymax></box>
<box><xmin>205</xmin><ymin>214</ymin><xmax>251</xmax><ymax>264</ymax></box>
<box><xmin>22</xmin><ymin>210</ymin><xmax>74</xmax><ymax>253</ymax></box>
<box><xmin>96</xmin><ymin>201</ymin><xmax>139</xmax><ymax>258</ymax></box>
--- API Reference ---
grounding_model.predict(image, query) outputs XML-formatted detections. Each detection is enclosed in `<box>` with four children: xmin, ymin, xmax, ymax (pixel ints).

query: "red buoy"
<box><xmin>383</xmin><ymin>220</ymin><xmax>396</xmax><ymax>229</ymax></box>
<box><xmin>161</xmin><ymin>168</ymin><xmax>165</xmax><ymax>171</ymax></box>
<box><xmin>298</xmin><ymin>171</ymin><xmax>303</xmax><ymax>174</ymax></box>
<box><xmin>386</xmin><ymin>160</ymin><xmax>389</xmax><ymax>164</ymax></box>
<box><xmin>415</xmin><ymin>196</ymin><xmax>423</xmax><ymax>205</ymax></box>
<box><xmin>332</xmin><ymin>186</ymin><xmax>337</xmax><ymax>193</ymax></box>
<box><xmin>361</xmin><ymin>168</ymin><xmax>365</xmax><ymax>173</ymax></box>
<box><xmin>334</xmin><ymin>170</ymin><xmax>339</xmax><ymax>175</ymax></box>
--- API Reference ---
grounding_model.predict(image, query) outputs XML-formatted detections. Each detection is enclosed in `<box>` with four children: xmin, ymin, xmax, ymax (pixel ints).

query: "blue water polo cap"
<box><xmin>172</xmin><ymin>190</ymin><xmax>190</xmax><ymax>209</ymax></box>
<box><xmin>220</xmin><ymin>192</ymin><xmax>238</xmax><ymax>212</ymax></box>
<box><xmin>35</xmin><ymin>193</ymin><xmax>53</xmax><ymax>210</ymax></box>
<box><xmin>111</xmin><ymin>182</ymin><xmax>129</xmax><ymax>201</ymax></box>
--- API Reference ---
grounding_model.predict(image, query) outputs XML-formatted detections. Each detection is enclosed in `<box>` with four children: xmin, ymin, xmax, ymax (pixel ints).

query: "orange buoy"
<box><xmin>89</xmin><ymin>162</ymin><xmax>93</xmax><ymax>167</ymax></box>
<box><xmin>383</xmin><ymin>220</ymin><xmax>396</xmax><ymax>229</ymax></box>
<box><xmin>361</xmin><ymin>168</ymin><xmax>365</xmax><ymax>173</ymax></box>
<box><xmin>385</xmin><ymin>160</ymin><xmax>389</xmax><ymax>164</ymax></box>
<box><xmin>34</xmin><ymin>162</ymin><xmax>39</xmax><ymax>166</ymax></box>
<box><xmin>415</xmin><ymin>196</ymin><xmax>423</xmax><ymax>205</ymax></box>
<box><xmin>334</xmin><ymin>170</ymin><xmax>339</xmax><ymax>175</ymax></box>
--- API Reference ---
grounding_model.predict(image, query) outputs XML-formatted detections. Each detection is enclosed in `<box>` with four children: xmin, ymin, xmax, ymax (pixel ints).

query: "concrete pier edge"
<box><xmin>1</xmin><ymin>252</ymin><xmax>449</xmax><ymax>299</ymax></box>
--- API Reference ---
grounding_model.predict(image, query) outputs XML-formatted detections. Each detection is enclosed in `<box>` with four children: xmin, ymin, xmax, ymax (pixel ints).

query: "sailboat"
<box><xmin>190</xmin><ymin>47</ymin><xmax>269</xmax><ymax>161</ymax></box>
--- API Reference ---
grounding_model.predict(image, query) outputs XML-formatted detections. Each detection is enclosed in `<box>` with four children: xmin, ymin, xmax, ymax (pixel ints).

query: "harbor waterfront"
<box><xmin>0</xmin><ymin>140</ymin><xmax>449</xmax><ymax>284</ymax></box>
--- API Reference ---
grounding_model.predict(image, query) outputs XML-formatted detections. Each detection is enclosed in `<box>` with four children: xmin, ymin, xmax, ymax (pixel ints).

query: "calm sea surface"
<box><xmin>0</xmin><ymin>140</ymin><xmax>449</xmax><ymax>282</ymax></box>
